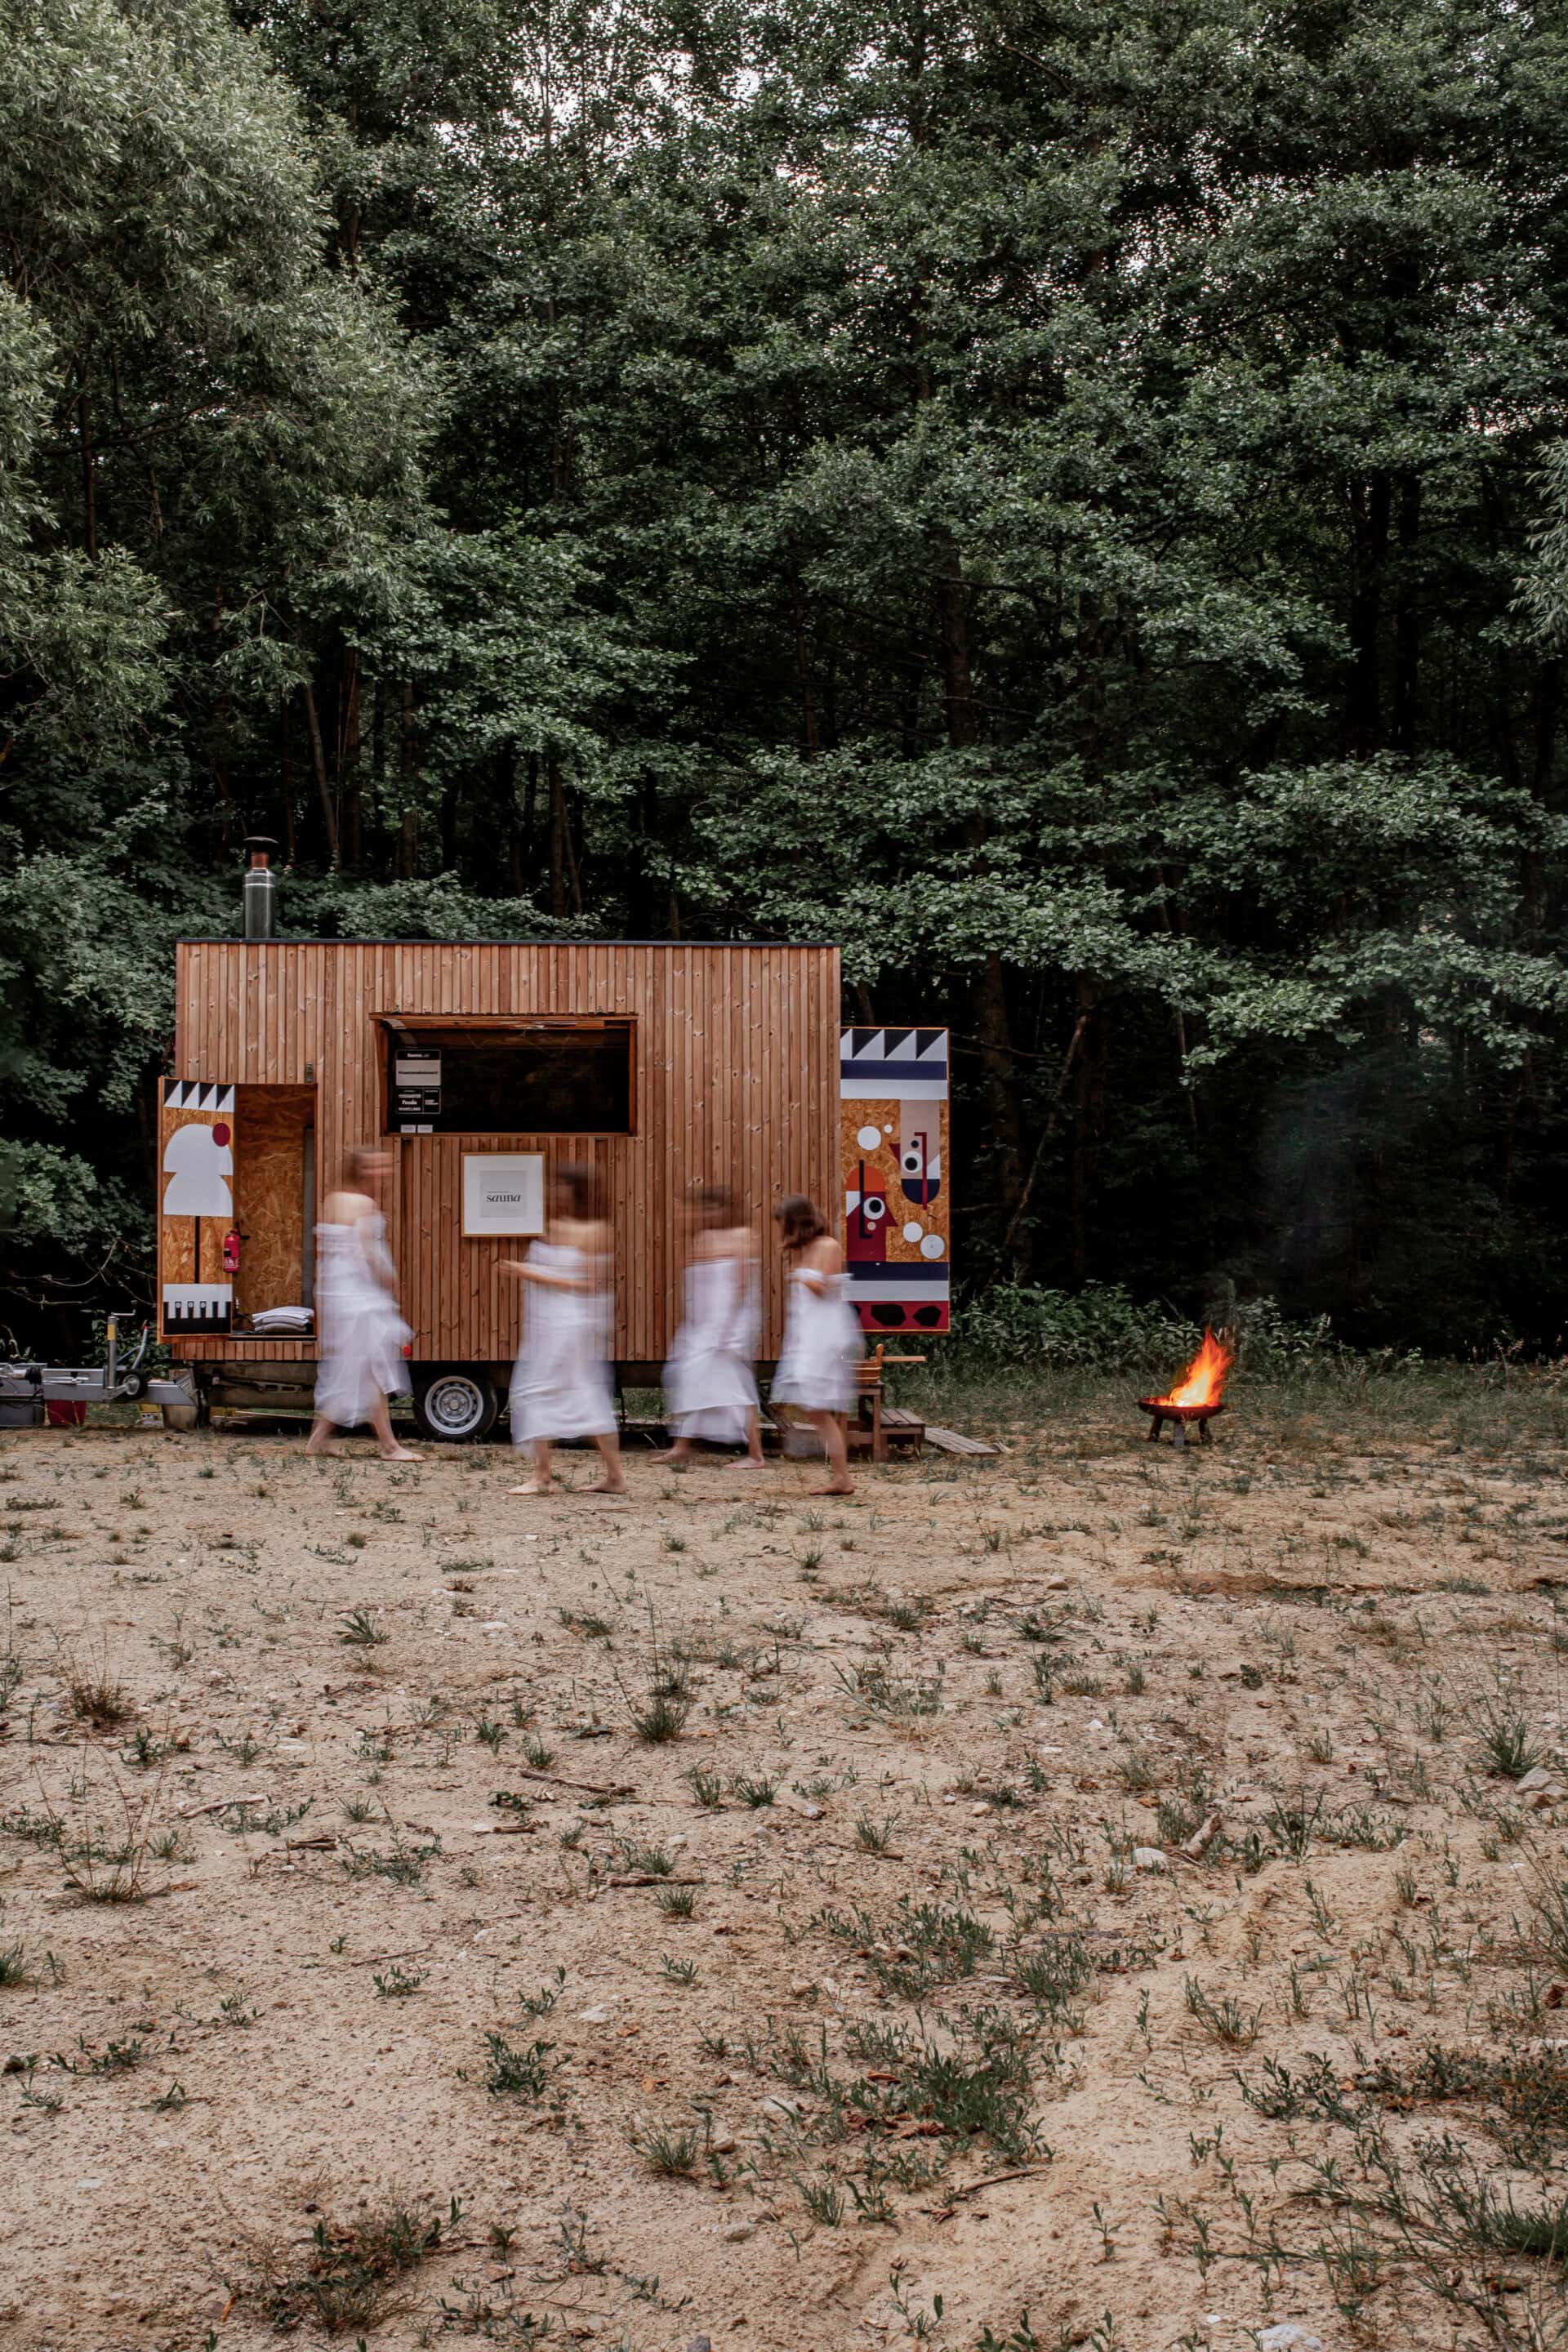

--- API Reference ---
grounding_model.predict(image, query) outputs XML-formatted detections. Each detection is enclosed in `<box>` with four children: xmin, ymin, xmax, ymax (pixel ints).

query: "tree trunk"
<box><xmin>280</xmin><ymin>697</ymin><xmax>297</xmax><ymax>866</ymax></box>
<box><xmin>399</xmin><ymin>684</ymin><xmax>419</xmax><ymax>878</ymax></box>
<box><xmin>562</xmin><ymin>777</ymin><xmax>584</xmax><ymax>915</ymax></box>
<box><xmin>338</xmin><ymin>648</ymin><xmax>362</xmax><ymax>869</ymax></box>
<box><xmin>1345</xmin><ymin>470</ymin><xmax>1391</xmax><ymax>755</ymax></box>
<box><xmin>1523</xmin><ymin>657</ymin><xmax>1561</xmax><ymax>944</ymax></box>
<box><xmin>1391</xmin><ymin>473</ymin><xmax>1422</xmax><ymax>754</ymax></box>
<box><xmin>546</xmin><ymin>759</ymin><xmax>583</xmax><ymax>917</ymax></box>
<box><xmin>301</xmin><ymin>683</ymin><xmax>340</xmax><ymax>869</ymax></box>
<box><xmin>78</xmin><ymin>389</ymin><xmax>96</xmax><ymax>559</ymax></box>
<box><xmin>547</xmin><ymin>755</ymin><xmax>566</xmax><ymax>918</ymax></box>
<box><xmin>936</xmin><ymin>525</ymin><xmax>1029</xmax><ymax>1267</ymax></box>
<box><xmin>1003</xmin><ymin>1011</ymin><xmax>1089</xmax><ymax>1259</ymax></box>
<box><xmin>1068</xmin><ymin>976</ymin><xmax>1105</xmax><ymax>1283</ymax></box>
<box><xmin>790</xmin><ymin>566</ymin><xmax>821</xmax><ymax>758</ymax></box>
<box><xmin>973</xmin><ymin>951</ymin><xmax>1030</xmax><ymax>1272</ymax></box>
<box><xmin>523</xmin><ymin>754</ymin><xmax>539</xmax><ymax>880</ymax></box>
<box><xmin>934</xmin><ymin>527</ymin><xmax>978</xmax><ymax>751</ymax></box>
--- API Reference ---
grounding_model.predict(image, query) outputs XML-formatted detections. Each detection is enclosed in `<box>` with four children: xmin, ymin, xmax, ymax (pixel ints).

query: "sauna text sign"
<box><xmin>461</xmin><ymin>1152</ymin><xmax>546</xmax><ymax>1238</ymax></box>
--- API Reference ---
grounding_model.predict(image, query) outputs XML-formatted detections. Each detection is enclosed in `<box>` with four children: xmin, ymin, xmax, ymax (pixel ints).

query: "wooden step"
<box><xmin>923</xmin><ymin>1423</ymin><xmax>1001</xmax><ymax>1456</ymax></box>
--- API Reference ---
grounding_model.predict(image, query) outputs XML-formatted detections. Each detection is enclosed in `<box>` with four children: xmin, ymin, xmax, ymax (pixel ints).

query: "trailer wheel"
<box><xmin>412</xmin><ymin>1368</ymin><xmax>499</xmax><ymax>1443</ymax></box>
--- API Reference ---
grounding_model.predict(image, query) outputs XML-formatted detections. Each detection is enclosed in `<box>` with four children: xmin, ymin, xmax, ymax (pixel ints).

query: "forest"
<box><xmin>3</xmin><ymin>0</ymin><xmax>1568</xmax><ymax>1356</ymax></box>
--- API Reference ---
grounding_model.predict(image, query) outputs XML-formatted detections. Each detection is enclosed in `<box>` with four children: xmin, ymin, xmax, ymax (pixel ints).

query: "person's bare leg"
<box><xmin>807</xmin><ymin>1410</ymin><xmax>853</xmax><ymax>1496</ymax></box>
<box><xmin>305</xmin><ymin>1414</ymin><xmax>342</xmax><ymax>1458</ymax></box>
<box><xmin>509</xmin><ymin>1437</ymin><xmax>554</xmax><ymax>1495</ymax></box>
<box><xmin>724</xmin><ymin>1407</ymin><xmax>765</xmax><ymax>1466</ymax></box>
<box><xmin>590</xmin><ymin>1431</ymin><xmax>626</xmax><ymax>1494</ymax></box>
<box><xmin>368</xmin><ymin>1396</ymin><xmax>418</xmax><ymax>1463</ymax></box>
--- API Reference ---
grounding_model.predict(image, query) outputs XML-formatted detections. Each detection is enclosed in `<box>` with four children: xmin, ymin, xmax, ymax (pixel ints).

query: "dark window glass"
<box><xmin>386</xmin><ymin>1026</ymin><xmax>632</xmax><ymax>1134</ymax></box>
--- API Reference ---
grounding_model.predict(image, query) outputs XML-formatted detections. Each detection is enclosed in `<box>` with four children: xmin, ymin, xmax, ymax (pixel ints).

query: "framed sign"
<box><xmin>461</xmin><ymin>1152</ymin><xmax>546</xmax><ymax>1239</ymax></box>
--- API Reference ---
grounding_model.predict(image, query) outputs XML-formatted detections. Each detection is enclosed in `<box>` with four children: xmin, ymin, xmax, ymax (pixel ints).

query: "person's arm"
<box><xmin>794</xmin><ymin>1236</ymin><xmax>844</xmax><ymax>1295</ymax></box>
<box><xmin>501</xmin><ymin>1256</ymin><xmax>590</xmax><ymax>1290</ymax></box>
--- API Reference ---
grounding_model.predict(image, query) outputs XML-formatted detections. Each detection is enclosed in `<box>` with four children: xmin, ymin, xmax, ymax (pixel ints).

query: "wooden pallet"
<box><xmin>922</xmin><ymin>1422</ymin><xmax>1001</xmax><ymax>1457</ymax></box>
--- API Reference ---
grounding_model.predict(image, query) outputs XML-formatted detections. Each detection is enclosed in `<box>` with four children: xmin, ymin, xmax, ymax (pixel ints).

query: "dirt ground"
<box><xmin>2</xmin><ymin>1380</ymin><xmax>1567</xmax><ymax>2352</ymax></box>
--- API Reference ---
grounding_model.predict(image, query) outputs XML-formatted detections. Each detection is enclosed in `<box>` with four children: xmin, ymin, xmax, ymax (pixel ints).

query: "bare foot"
<box><xmin>653</xmin><ymin>1450</ymin><xmax>690</xmax><ymax>1468</ymax></box>
<box><xmin>590</xmin><ymin>1480</ymin><xmax>629</xmax><ymax>1496</ymax></box>
<box><xmin>377</xmin><ymin>1446</ymin><xmax>419</xmax><ymax>1463</ymax></box>
<box><xmin>808</xmin><ymin>1481</ymin><xmax>855</xmax><ymax>1497</ymax></box>
<box><xmin>507</xmin><ymin>1481</ymin><xmax>553</xmax><ymax>1495</ymax></box>
<box><xmin>725</xmin><ymin>1455</ymin><xmax>767</xmax><ymax>1469</ymax></box>
<box><xmin>305</xmin><ymin>1444</ymin><xmax>343</xmax><ymax>1459</ymax></box>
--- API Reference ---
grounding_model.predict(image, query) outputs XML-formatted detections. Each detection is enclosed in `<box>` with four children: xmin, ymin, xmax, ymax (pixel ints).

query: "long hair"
<box><xmin>553</xmin><ymin>1161</ymin><xmax>605</xmax><ymax>1219</ymax></box>
<box><xmin>774</xmin><ymin>1192</ymin><xmax>827</xmax><ymax>1249</ymax></box>
<box><xmin>694</xmin><ymin>1183</ymin><xmax>737</xmax><ymax>1225</ymax></box>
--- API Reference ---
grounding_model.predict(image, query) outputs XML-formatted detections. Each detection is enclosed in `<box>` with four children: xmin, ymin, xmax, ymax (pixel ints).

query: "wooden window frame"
<box><xmin>374</xmin><ymin>1014</ymin><xmax>638</xmax><ymax>1139</ymax></box>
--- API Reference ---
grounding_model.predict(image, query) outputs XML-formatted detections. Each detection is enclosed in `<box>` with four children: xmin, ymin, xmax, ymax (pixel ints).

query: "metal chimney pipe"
<box><xmin>242</xmin><ymin>835</ymin><xmax>279</xmax><ymax>940</ymax></box>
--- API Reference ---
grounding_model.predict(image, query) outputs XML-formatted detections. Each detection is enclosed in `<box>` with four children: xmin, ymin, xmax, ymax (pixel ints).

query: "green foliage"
<box><xmin>5</xmin><ymin>0</ymin><xmax>1568</xmax><ymax>1350</ymax></box>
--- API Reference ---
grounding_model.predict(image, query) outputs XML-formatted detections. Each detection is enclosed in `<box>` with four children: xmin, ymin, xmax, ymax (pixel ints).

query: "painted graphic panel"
<box><xmin>840</xmin><ymin>1027</ymin><xmax>950</xmax><ymax>1334</ymax></box>
<box><xmin>158</xmin><ymin>1080</ymin><xmax>236</xmax><ymax>1334</ymax></box>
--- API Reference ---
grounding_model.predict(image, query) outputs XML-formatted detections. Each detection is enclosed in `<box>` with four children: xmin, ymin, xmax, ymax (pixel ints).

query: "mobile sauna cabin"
<box><xmin>158</xmin><ymin>893</ymin><xmax>951</xmax><ymax>1439</ymax></box>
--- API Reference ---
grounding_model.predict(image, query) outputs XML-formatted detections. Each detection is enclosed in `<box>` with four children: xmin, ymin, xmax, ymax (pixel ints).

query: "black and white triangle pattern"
<box><xmin>164</xmin><ymin>1080</ymin><xmax>236</xmax><ymax>1114</ymax></box>
<box><xmin>838</xmin><ymin>1028</ymin><xmax>948</xmax><ymax>1065</ymax></box>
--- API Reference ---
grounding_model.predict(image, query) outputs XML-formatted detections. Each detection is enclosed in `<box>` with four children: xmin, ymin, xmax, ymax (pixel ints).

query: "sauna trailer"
<box><xmin>158</xmin><ymin>853</ymin><xmax>951</xmax><ymax>1437</ymax></box>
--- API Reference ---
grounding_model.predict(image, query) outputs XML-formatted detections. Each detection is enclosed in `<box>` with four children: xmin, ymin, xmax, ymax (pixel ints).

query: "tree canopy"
<box><xmin>4</xmin><ymin>0</ymin><xmax>1568</xmax><ymax>1352</ymax></box>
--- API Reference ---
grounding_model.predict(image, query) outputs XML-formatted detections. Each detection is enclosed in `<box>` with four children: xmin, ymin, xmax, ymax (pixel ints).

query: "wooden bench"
<box><xmin>765</xmin><ymin>1348</ymin><xmax>927</xmax><ymax>1463</ymax></box>
<box><xmin>850</xmin><ymin>1349</ymin><xmax>926</xmax><ymax>1462</ymax></box>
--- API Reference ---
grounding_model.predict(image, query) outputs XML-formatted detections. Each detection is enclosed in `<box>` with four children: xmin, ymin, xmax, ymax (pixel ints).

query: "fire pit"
<box><xmin>1138</xmin><ymin>1330</ymin><xmax>1232</xmax><ymax>1448</ymax></box>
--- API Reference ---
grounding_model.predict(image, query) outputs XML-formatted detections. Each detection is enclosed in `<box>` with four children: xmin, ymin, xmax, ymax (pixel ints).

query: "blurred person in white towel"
<box><xmin>770</xmin><ymin>1192</ymin><xmax>861</xmax><ymax>1495</ymax></box>
<box><xmin>658</xmin><ymin>1184</ymin><xmax>764</xmax><ymax>1468</ymax></box>
<box><xmin>503</xmin><ymin>1164</ymin><xmax>626</xmax><ymax>1496</ymax></box>
<box><xmin>306</xmin><ymin>1147</ymin><xmax>417</xmax><ymax>1462</ymax></box>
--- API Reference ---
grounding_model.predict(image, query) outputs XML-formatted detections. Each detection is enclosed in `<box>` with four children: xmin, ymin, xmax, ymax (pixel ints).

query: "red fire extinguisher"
<box><xmin>222</xmin><ymin>1227</ymin><xmax>242</xmax><ymax>1274</ymax></box>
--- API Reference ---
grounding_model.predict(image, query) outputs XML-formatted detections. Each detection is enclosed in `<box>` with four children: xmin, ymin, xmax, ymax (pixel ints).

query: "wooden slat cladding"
<box><xmin>171</xmin><ymin>942</ymin><xmax>839</xmax><ymax>1365</ymax></box>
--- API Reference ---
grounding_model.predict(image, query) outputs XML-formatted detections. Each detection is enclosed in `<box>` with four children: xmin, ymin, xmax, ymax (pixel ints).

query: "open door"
<box><xmin>158</xmin><ymin>1080</ymin><xmax>237</xmax><ymax>1334</ymax></box>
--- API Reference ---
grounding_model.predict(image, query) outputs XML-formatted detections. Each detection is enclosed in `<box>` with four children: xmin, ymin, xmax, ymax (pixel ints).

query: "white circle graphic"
<box><xmin>902</xmin><ymin>1222</ymin><xmax>923</xmax><ymax>1244</ymax></box>
<box><xmin>920</xmin><ymin>1233</ymin><xmax>945</xmax><ymax>1258</ymax></box>
<box><xmin>857</xmin><ymin>1125</ymin><xmax>881</xmax><ymax>1152</ymax></box>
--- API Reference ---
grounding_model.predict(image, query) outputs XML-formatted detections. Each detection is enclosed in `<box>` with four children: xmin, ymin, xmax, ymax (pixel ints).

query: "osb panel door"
<box><xmin>234</xmin><ymin>1085</ymin><xmax>314</xmax><ymax>1322</ymax></box>
<box><xmin>158</xmin><ymin>1080</ymin><xmax>237</xmax><ymax>1336</ymax></box>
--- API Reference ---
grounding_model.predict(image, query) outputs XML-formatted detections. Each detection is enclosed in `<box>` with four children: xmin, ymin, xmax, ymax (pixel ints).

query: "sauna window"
<box><xmin>385</xmin><ymin>1022</ymin><xmax>634</xmax><ymax>1135</ymax></box>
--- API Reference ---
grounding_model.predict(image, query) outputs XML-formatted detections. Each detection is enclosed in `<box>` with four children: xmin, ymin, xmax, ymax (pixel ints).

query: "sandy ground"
<box><xmin>2</xmin><ymin>1394</ymin><xmax>1566</xmax><ymax>2352</ymax></box>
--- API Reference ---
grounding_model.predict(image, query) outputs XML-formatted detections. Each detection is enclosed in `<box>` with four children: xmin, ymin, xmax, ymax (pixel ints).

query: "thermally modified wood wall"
<box><xmin>170</xmin><ymin>941</ymin><xmax>840</xmax><ymax>1366</ymax></box>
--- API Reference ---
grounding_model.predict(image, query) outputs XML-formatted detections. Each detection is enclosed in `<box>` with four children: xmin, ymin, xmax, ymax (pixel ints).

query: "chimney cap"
<box><xmin>243</xmin><ymin>835</ymin><xmax>279</xmax><ymax>855</ymax></box>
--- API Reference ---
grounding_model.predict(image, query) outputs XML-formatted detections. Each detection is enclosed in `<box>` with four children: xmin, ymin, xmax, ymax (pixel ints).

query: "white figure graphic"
<box><xmin>162</xmin><ymin>1120</ymin><xmax>234</xmax><ymax>1218</ymax></box>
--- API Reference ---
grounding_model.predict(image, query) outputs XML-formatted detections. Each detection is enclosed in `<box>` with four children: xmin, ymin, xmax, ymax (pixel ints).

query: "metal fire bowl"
<box><xmin>1135</xmin><ymin>1400</ymin><xmax>1227</xmax><ymax>1423</ymax></box>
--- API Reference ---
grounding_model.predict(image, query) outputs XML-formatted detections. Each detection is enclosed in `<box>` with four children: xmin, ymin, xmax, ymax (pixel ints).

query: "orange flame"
<box><xmin>1153</xmin><ymin>1329</ymin><xmax>1233</xmax><ymax>1410</ymax></box>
